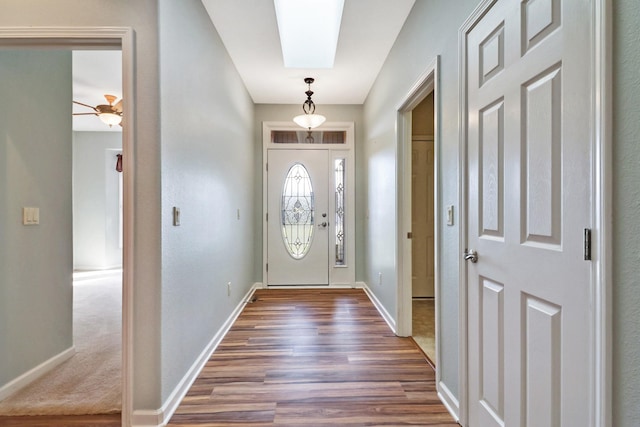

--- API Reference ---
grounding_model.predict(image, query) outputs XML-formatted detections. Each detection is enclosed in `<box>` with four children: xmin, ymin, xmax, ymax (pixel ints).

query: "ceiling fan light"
<box><xmin>293</xmin><ymin>113</ymin><xmax>326</xmax><ymax>130</ymax></box>
<box><xmin>99</xmin><ymin>112</ymin><xmax>122</xmax><ymax>127</ymax></box>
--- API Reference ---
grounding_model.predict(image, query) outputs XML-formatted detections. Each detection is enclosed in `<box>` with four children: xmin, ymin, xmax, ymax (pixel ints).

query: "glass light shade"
<box><xmin>99</xmin><ymin>113</ymin><xmax>123</xmax><ymax>127</ymax></box>
<box><xmin>293</xmin><ymin>113</ymin><xmax>326</xmax><ymax>130</ymax></box>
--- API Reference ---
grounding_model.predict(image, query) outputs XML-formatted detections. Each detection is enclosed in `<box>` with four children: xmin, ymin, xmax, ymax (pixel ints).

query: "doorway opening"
<box><xmin>0</xmin><ymin>47</ymin><xmax>123</xmax><ymax>418</ymax></box>
<box><xmin>410</xmin><ymin>93</ymin><xmax>436</xmax><ymax>366</ymax></box>
<box><xmin>396</xmin><ymin>56</ymin><xmax>456</xmax><ymax>411</ymax></box>
<box><xmin>70</xmin><ymin>49</ymin><xmax>124</xmax><ymax>414</ymax></box>
<box><xmin>0</xmin><ymin>28</ymin><xmax>134</xmax><ymax>426</ymax></box>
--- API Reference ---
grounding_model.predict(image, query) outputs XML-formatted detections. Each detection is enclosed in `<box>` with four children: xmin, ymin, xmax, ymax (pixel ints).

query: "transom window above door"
<box><xmin>271</xmin><ymin>130</ymin><xmax>346</xmax><ymax>144</ymax></box>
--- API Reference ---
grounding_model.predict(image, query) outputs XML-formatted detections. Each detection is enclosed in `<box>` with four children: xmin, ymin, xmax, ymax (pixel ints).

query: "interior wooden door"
<box><xmin>464</xmin><ymin>0</ymin><xmax>594</xmax><ymax>425</ymax></box>
<box><xmin>411</xmin><ymin>137</ymin><xmax>435</xmax><ymax>297</ymax></box>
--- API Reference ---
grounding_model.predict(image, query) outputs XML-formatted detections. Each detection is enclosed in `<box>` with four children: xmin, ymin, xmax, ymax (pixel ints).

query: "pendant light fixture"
<box><xmin>293</xmin><ymin>77</ymin><xmax>326</xmax><ymax>130</ymax></box>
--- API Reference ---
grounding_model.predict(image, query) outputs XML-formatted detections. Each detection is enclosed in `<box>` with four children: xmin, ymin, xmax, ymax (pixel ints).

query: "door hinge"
<box><xmin>584</xmin><ymin>228</ymin><xmax>592</xmax><ymax>261</ymax></box>
<box><xmin>266</xmin><ymin>162</ymin><xmax>268</xmax><ymax>172</ymax></box>
<box><xmin>407</xmin><ymin>232</ymin><xmax>413</xmax><ymax>239</ymax></box>
<box><xmin>266</xmin><ymin>263</ymin><xmax>268</xmax><ymax>272</ymax></box>
<box><xmin>266</xmin><ymin>212</ymin><xmax>268</xmax><ymax>221</ymax></box>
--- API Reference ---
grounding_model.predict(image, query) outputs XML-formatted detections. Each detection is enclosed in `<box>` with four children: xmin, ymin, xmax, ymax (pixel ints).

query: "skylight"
<box><xmin>274</xmin><ymin>0</ymin><xmax>345</xmax><ymax>69</ymax></box>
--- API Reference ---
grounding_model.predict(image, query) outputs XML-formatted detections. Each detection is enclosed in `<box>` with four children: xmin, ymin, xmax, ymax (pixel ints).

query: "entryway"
<box><xmin>262</xmin><ymin>122</ymin><xmax>355</xmax><ymax>287</ymax></box>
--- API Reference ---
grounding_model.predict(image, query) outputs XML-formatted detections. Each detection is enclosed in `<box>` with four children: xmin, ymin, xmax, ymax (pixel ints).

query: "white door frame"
<box><xmin>262</xmin><ymin>121</ymin><xmax>356</xmax><ymax>287</ymax></box>
<box><xmin>457</xmin><ymin>1</ymin><xmax>612</xmax><ymax>426</ymax></box>
<box><xmin>396</xmin><ymin>57</ymin><xmax>456</xmax><ymax>413</ymax></box>
<box><xmin>0</xmin><ymin>27</ymin><xmax>136</xmax><ymax>427</ymax></box>
<box><xmin>396</xmin><ymin>57</ymin><xmax>439</xmax><ymax>336</ymax></box>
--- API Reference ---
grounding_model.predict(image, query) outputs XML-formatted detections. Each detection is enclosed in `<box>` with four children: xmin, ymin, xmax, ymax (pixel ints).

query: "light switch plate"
<box><xmin>173</xmin><ymin>207</ymin><xmax>181</xmax><ymax>226</ymax></box>
<box><xmin>23</xmin><ymin>207</ymin><xmax>40</xmax><ymax>225</ymax></box>
<box><xmin>447</xmin><ymin>205</ymin><xmax>454</xmax><ymax>226</ymax></box>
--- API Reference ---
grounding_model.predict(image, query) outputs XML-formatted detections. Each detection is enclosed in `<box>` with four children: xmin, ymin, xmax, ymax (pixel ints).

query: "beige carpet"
<box><xmin>0</xmin><ymin>275</ymin><xmax>122</xmax><ymax>415</ymax></box>
<box><xmin>412</xmin><ymin>298</ymin><xmax>436</xmax><ymax>365</ymax></box>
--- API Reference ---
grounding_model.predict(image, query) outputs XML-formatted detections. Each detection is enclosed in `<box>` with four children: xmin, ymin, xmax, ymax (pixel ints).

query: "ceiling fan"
<box><xmin>73</xmin><ymin>94</ymin><xmax>123</xmax><ymax>127</ymax></box>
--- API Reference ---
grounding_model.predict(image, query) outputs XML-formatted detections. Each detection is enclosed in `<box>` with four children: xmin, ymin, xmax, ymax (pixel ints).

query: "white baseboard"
<box><xmin>359</xmin><ymin>282</ymin><xmax>397</xmax><ymax>334</ymax></box>
<box><xmin>0</xmin><ymin>346</ymin><xmax>75</xmax><ymax>401</ymax></box>
<box><xmin>265</xmin><ymin>284</ymin><xmax>356</xmax><ymax>289</ymax></box>
<box><xmin>130</xmin><ymin>409</ymin><xmax>163</xmax><ymax>427</ymax></box>
<box><xmin>131</xmin><ymin>283</ymin><xmax>260</xmax><ymax>427</ymax></box>
<box><xmin>438</xmin><ymin>380</ymin><xmax>460</xmax><ymax>423</ymax></box>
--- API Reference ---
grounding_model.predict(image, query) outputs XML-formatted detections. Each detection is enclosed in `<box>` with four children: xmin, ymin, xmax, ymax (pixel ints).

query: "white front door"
<box><xmin>464</xmin><ymin>0</ymin><xmax>593</xmax><ymax>425</ymax></box>
<box><xmin>267</xmin><ymin>149</ymin><xmax>329</xmax><ymax>285</ymax></box>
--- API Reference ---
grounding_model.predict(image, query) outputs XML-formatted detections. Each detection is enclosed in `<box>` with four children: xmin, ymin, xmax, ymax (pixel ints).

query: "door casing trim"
<box><xmin>395</xmin><ymin>57</ymin><xmax>453</xmax><ymax>416</ymax></box>
<box><xmin>0</xmin><ymin>26</ymin><xmax>135</xmax><ymax>427</ymax></box>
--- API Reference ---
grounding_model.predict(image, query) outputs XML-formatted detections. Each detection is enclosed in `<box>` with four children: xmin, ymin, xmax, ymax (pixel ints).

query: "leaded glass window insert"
<box><xmin>335</xmin><ymin>158</ymin><xmax>346</xmax><ymax>266</ymax></box>
<box><xmin>281</xmin><ymin>163</ymin><xmax>315</xmax><ymax>259</ymax></box>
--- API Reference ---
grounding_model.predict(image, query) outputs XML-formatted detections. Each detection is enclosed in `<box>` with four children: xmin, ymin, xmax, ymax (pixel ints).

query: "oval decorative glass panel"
<box><xmin>281</xmin><ymin>163</ymin><xmax>315</xmax><ymax>259</ymax></box>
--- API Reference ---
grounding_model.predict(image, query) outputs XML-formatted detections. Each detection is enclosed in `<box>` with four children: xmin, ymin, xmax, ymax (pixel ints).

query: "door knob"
<box><xmin>318</xmin><ymin>221</ymin><xmax>328</xmax><ymax>228</ymax></box>
<box><xmin>464</xmin><ymin>249</ymin><xmax>478</xmax><ymax>263</ymax></box>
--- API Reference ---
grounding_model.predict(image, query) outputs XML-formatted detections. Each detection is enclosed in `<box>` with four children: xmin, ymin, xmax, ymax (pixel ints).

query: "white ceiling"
<box><xmin>202</xmin><ymin>0</ymin><xmax>416</xmax><ymax>104</ymax></box>
<box><xmin>71</xmin><ymin>1</ymin><xmax>415</xmax><ymax>131</ymax></box>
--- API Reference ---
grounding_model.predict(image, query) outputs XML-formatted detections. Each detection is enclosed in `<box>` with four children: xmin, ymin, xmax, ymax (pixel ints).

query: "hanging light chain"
<box><xmin>302</xmin><ymin>78</ymin><xmax>317</xmax><ymax>114</ymax></box>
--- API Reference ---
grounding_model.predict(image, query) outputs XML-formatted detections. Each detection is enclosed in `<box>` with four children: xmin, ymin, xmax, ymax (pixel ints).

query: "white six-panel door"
<box><xmin>464</xmin><ymin>0</ymin><xmax>593</xmax><ymax>425</ymax></box>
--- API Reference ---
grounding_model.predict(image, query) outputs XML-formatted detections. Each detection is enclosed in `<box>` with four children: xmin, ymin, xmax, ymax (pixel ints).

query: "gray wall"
<box><xmin>253</xmin><ymin>104</ymin><xmax>365</xmax><ymax>282</ymax></box>
<box><xmin>157</xmin><ymin>0</ymin><xmax>256</xmax><ymax>404</ymax></box>
<box><xmin>73</xmin><ymin>131</ymin><xmax>123</xmax><ymax>270</ymax></box>
<box><xmin>362</xmin><ymin>0</ymin><xmax>480</xmax><ymax>401</ymax></box>
<box><xmin>613</xmin><ymin>0</ymin><xmax>640</xmax><ymax>424</ymax></box>
<box><xmin>0</xmin><ymin>51</ymin><xmax>73</xmax><ymax>386</ymax></box>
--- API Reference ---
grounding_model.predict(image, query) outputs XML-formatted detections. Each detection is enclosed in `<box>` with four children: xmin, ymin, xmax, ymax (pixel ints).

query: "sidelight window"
<box><xmin>335</xmin><ymin>158</ymin><xmax>346</xmax><ymax>265</ymax></box>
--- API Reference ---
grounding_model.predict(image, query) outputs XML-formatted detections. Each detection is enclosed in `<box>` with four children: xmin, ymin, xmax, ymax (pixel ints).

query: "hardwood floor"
<box><xmin>0</xmin><ymin>289</ymin><xmax>457</xmax><ymax>426</ymax></box>
<box><xmin>168</xmin><ymin>288</ymin><xmax>458</xmax><ymax>426</ymax></box>
<box><xmin>0</xmin><ymin>414</ymin><xmax>121</xmax><ymax>426</ymax></box>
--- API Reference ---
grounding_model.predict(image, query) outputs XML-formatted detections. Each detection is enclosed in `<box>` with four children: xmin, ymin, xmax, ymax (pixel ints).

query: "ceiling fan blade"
<box><xmin>113</xmin><ymin>99</ymin><xmax>123</xmax><ymax>113</ymax></box>
<box><xmin>73</xmin><ymin>100</ymin><xmax>98</xmax><ymax>111</ymax></box>
<box><xmin>72</xmin><ymin>112</ymin><xmax>98</xmax><ymax>116</ymax></box>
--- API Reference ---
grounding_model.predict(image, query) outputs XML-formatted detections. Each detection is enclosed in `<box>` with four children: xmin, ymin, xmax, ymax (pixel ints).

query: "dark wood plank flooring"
<box><xmin>168</xmin><ymin>288</ymin><xmax>458</xmax><ymax>426</ymax></box>
<box><xmin>0</xmin><ymin>414</ymin><xmax>121</xmax><ymax>426</ymax></box>
<box><xmin>0</xmin><ymin>288</ymin><xmax>457</xmax><ymax>426</ymax></box>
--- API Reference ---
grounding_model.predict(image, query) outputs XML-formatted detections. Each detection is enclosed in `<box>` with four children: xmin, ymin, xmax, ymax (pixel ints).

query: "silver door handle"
<box><xmin>318</xmin><ymin>222</ymin><xmax>328</xmax><ymax>228</ymax></box>
<box><xmin>464</xmin><ymin>249</ymin><xmax>478</xmax><ymax>263</ymax></box>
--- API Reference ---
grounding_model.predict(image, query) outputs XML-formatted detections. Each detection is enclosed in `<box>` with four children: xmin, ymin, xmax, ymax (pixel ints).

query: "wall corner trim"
<box><xmin>0</xmin><ymin>347</ymin><xmax>75</xmax><ymax>402</ymax></box>
<box><xmin>130</xmin><ymin>409</ymin><xmax>163</xmax><ymax>427</ymax></box>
